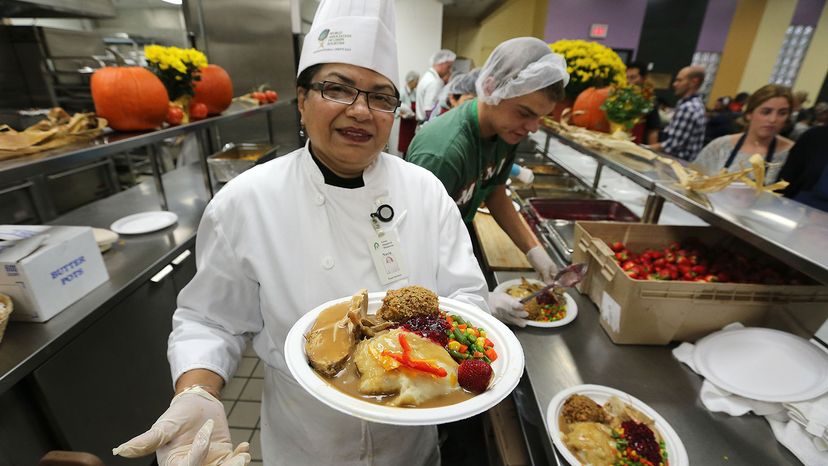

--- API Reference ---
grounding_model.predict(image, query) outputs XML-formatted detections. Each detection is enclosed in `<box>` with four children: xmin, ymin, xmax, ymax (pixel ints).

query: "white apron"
<box><xmin>168</xmin><ymin>144</ymin><xmax>488</xmax><ymax>465</ymax></box>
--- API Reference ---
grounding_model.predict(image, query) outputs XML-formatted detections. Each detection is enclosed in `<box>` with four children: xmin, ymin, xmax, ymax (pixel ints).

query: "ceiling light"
<box><xmin>162</xmin><ymin>0</ymin><xmax>182</xmax><ymax>5</ymax></box>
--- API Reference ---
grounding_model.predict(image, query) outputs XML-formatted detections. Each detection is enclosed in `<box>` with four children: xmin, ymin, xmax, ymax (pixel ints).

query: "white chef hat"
<box><xmin>297</xmin><ymin>0</ymin><xmax>399</xmax><ymax>87</ymax></box>
<box><xmin>476</xmin><ymin>37</ymin><xmax>569</xmax><ymax>105</ymax></box>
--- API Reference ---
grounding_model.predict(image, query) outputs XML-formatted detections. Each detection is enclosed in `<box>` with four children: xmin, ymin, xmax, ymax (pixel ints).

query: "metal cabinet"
<box><xmin>30</xmin><ymin>247</ymin><xmax>195</xmax><ymax>465</ymax></box>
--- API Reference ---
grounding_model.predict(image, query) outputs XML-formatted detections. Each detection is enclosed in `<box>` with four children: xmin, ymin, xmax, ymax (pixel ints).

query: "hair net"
<box><xmin>405</xmin><ymin>70</ymin><xmax>419</xmax><ymax>83</ymax></box>
<box><xmin>430</xmin><ymin>49</ymin><xmax>457</xmax><ymax>66</ymax></box>
<box><xmin>476</xmin><ymin>37</ymin><xmax>569</xmax><ymax>105</ymax></box>
<box><xmin>447</xmin><ymin>68</ymin><xmax>480</xmax><ymax>95</ymax></box>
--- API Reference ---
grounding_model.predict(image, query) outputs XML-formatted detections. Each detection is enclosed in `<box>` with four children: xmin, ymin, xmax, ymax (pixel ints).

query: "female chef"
<box><xmin>112</xmin><ymin>1</ymin><xmax>488</xmax><ymax>465</ymax></box>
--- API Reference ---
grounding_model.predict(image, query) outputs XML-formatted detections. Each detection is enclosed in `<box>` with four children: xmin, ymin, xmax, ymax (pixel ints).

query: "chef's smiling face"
<box><xmin>298</xmin><ymin>64</ymin><xmax>396</xmax><ymax>178</ymax></box>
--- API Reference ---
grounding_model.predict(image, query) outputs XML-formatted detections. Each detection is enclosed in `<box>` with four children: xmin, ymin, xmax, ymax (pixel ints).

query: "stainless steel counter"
<box><xmin>540</xmin><ymin>129</ymin><xmax>828</xmax><ymax>285</ymax></box>
<box><xmin>495</xmin><ymin>269</ymin><xmax>802</xmax><ymax>465</ymax></box>
<box><xmin>0</xmin><ymin>162</ymin><xmax>209</xmax><ymax>394</ymax></box>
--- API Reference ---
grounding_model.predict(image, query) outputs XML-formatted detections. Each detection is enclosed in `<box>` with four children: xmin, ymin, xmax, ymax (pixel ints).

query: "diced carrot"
<box><xmin>458</xmin><ymin>324</ymin><xmax>467</xmax><ymax>330</ymax></box>
<box><xmin>473</xmin><ymin>351</ymin><xmax>484</xmax><ymax>359</ymax></box>
<box><xmin>458</xmin><ymin>344</ymin><xmax>468</xmax><ymax>353</ymax></box>
<box><xmin>485</xmin><ymin>348</ymin><xmax>498</xmax><ymax>362</ymax></box>
<box><xmin>447</xmin><ymin>316</ymin><xmax>454</xmax><ymax>326</ymax></box>
<box><xmin>484</xmin><ymin>338</ymin><xmax>494</xmax><ymax>348</ymax></box>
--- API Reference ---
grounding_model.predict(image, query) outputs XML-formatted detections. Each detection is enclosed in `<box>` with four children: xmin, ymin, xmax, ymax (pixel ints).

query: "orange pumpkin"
<box><xmin>192</xmin><ymin>64</ymin><xmax>233</xmax><ymax>115</ymax></box>
<box><xmin>571</xmin><ymin>87</ymin><xmax>610</xmax><ymax>133</ymax></box>
<box><xmin>91</xmin><ymin>67</ymin><xmax>169</xmax><ymax>131</ymax></box>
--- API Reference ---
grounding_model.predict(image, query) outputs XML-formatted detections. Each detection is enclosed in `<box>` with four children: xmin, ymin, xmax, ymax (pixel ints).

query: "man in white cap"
<box><xmin>408</xmin><ymin>37</ymin><xmax>569</xmax><ymax>327</ymax></box>
<box><xmin>112</xmin><ymin>1</ymin><xmax>487</xmax><ymax>465</ymax></box>
<box><xmin>416</xmin><ymin>49</ymin><xmax>456</xmax><ymax>122</ymax></box>
<box><xmin>398</xmin><ymin>70</ymin><xmax>419</xmax><ymax>154</ymax></box>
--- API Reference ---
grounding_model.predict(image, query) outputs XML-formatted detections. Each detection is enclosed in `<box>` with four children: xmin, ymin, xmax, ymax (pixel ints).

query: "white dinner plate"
<box><xmin>693</xmin><ymin>327</ymin><xmax>828</xmax><ymax>402</ymax></box>
<box><xmin>493</xmin><ymin>278</ymin><xmax>578</xmax><ymax>328</ymax></box>
<box><xmin>284</xmin><ymin>292</ymin><xmax>524</xmax><ymax>426</ymax></box>
<box><xmin>110</xmin><ymin>211</ymin><xmax>178</xmax><ymax>235</ymax></box>
<box><xmin>547</xmin><ymin>384</ymin><xmax>689</xmax><ymax>466</ymax></box>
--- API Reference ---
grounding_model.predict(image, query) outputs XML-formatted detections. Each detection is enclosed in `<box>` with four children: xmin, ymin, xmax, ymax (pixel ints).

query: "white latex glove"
<box><xmin>489</xmin><ymin>291</ymin><xmax>529</xmax><ymax>327</ymax></box>
<box><xmin>113</xmin><ymin>387</ymin><xmax>250</xmax><ymax>466</ymax></box>
<box><xmin>526</xmin><ymin>245</ymin><xmax>558</xmax><ymax>283</ymax></box>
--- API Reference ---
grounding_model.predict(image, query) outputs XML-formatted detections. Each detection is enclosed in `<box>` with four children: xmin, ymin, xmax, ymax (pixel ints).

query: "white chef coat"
<box><xmin>415</xmin><ymin>68</ymin><xmax>443</xmax><ymax>122</ymax></box>
<box><xmin>168</xmin><ymin>143</ymin><xmax>489</xmax><ymax>465</ymax></box>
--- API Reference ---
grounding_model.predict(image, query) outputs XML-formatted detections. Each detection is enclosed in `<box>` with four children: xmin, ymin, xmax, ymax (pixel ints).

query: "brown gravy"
<box><xmin>308</xmin><ymin>303</ymin><xmax>476</xmax><ymax>408</ymax></box>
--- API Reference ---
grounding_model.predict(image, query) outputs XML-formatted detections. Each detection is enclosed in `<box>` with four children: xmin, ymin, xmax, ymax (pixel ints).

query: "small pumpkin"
<box><xmin>91</xmin><ymin>67</ymin><xmax>169</xmax><ymax>132</ymax></box>
<box><xmin>571</xmin><ymin>87</ymin><xmax>610</xmax><ymax>133</ymax></box>
<box><xmin>192</xmin><ymin>64</ymin><xmax>233</xmax><ymax>115</ymax></box>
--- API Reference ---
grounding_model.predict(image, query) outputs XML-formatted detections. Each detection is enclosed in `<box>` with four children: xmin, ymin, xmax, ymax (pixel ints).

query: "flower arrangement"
<box><xmin>600</xmin><ymin>85</ymin><xmax>654</xmax><ymax>129</ymax></box>
<box><xmin>548</xmin><ymin>40</ymin><xmax>627</xmax><ymax>98</ymax></box>
<box><xmin>144</xmin><ymin>45</ymin><xmax>208</xmax><ymax>101</ymax></box>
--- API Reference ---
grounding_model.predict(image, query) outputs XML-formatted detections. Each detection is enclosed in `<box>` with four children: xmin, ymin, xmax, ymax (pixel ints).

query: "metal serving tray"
<box><xmin>527</xmin><ymin>199</ymin><xmax>640</xmax><ymax>262</ymax></box>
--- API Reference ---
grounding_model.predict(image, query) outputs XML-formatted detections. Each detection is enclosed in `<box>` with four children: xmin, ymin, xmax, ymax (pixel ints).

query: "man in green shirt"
<box><xmin>407</xmin><ymin>37</ymin><xmax>569</xmax><ymax>327</ymax></box>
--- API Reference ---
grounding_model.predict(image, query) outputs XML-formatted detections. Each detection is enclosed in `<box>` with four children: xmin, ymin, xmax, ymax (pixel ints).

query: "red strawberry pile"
<box><xmin>608</xmin><ymin>239</ymin><xmax>807</xmax><ymax>285</ymax></box>
<box><xmin>457</xmin><ymin>359</ymin><xmax>493</xmax><ymax>393</ymax></box>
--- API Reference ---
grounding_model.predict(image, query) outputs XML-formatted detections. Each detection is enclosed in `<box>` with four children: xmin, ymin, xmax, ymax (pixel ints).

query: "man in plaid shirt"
<box><xmin>649</xmin><ymin>66</ymin><xmax>707</xmax><ymax>160</ymax></box>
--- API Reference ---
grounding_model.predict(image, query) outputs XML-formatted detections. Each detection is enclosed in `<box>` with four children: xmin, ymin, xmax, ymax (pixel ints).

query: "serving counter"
<box><xmin>0</xmin><ymin>163</ymin><xmax>209</xmax><ymax>465</ymax></box>
<box><xmin>496</xmin><ymin>271</ymin><xmax>802</xmax><ymax>465</ymax></box>
<box><xmin>538</xmin><ymin>127</ymin><xmax>828</xmax><ymax>285</ymax></box>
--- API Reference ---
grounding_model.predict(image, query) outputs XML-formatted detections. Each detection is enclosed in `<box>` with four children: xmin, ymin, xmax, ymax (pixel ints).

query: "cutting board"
<box><xmin>472</xmin><ymin>213</ymin><xmax>533</xmax><ymax>270</ymax></box>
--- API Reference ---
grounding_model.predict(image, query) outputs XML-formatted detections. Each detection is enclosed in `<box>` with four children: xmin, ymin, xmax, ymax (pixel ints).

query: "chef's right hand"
<box><xmin>112</xmin><ymin>386</ymin><xmax>251</xmax><ymax>466</ymax></box>
<box><xmin>489</xmin><ymin>291</ymin><xmax>529</xmax><ymax>328</ymax></box>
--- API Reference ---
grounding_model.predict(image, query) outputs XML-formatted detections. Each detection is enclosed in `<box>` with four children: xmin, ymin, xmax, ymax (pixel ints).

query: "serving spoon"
<box><xmin>519</xmin><ymin>262</ymin><xmax>588</xmax><ymax>304</ymax></box>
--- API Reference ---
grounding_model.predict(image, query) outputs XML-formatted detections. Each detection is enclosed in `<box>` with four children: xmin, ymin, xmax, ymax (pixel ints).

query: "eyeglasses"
<box><xmin>310</xmin><ymin>81</ymin><xmax>400</xmax><ymax>113</ymax></box>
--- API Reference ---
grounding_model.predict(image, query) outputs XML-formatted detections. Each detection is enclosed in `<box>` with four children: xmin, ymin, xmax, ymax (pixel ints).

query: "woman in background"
<box><xmin>693</xmin><ymin>84</ymin><xmax>793</xmax><ymax>183</ymax></box>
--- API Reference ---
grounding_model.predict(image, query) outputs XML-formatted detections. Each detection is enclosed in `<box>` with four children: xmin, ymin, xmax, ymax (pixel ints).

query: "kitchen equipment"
<box><xmin>494</xmin><ymin>278</ymin><xmax>579</xmax><ymax>328</ymax></box>
<box><xmin>284</xmin><ymin>292</ymin><xmax>524</xmax><ymax>426</ymax></box>
<box><xmin>517</xmin><ymin>262</ymin><xmax>588</xmax><ymax>304</ymax></box>
<box><xmin>694</xmin><ymin>327</ymin><xmax>828</xmax><ymax>402</ymax></box>
<box><xmin>471</xmin><ymin>213</ymin><xmax>532</xmax><ymax>270</ymax></box>
<box><xmin>547</xmin><ymin>384</ymin><xmax>689</xmax><ymax>466</ymax></box>
<box><xmin>207</xmin><ymin>143</ymin><xmax>280</xmax><ymax>183</ymax></box>
<box><xmin>527</xmin><ymin>199</ymin><xmax>639</xmax><ymax>262</ymax></box>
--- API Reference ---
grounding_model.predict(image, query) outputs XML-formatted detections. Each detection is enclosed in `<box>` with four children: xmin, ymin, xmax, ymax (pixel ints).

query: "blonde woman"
<box><xmin>693</xmin><ymin>84</ymin><xmax>794</xmax><ymax>183</ymax></box>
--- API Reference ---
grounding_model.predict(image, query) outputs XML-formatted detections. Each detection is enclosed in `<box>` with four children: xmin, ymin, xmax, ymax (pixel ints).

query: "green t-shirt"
<box><xmin>407</xmin><ymin>99</ymin><xmax>516</xmax><ymax>223</ymax></box>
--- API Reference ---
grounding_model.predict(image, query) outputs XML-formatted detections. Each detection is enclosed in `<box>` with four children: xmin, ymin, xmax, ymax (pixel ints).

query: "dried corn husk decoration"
<box><xmin>0</xmin><ymin>108</ymin><xmax>107</xmax><ymax>160</ymax></box>
<box><xmin>541</xmin><ymin>117</ymin><xmax>788</xmax><ymax>195</ymax></box>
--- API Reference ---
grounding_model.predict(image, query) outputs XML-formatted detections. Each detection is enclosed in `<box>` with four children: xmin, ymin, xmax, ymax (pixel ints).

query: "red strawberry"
<box><xmin>457</xmin><ymin>359</ymin><xmax>493</xmax><ymax>393</ymax></box>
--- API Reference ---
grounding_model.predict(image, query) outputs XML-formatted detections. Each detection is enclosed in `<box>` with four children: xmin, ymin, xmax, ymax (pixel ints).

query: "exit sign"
<box><xmin>590</xmin><ymin>23</ymin><xmax>608</xmax><ymax>39</ymax></box>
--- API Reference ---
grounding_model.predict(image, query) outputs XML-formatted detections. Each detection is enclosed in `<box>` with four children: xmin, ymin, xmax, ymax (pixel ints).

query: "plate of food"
<box><xmin>494</xmin><ymin>278</ymin><xmax>577</xmax><ymax>327</ymax></box>
<box><xmin>284</xmin><ymin>286</ymin><xmax>524</xmax><ymax>425</ymax></box>
<box><xmin>547</xmin><ymin>384</ymin><xmax>688</xmax><ymax>466</ymax></box>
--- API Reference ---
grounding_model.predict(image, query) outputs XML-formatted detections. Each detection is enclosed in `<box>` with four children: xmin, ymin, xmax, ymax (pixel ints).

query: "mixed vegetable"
<box><xmin>612</xmin><ymin>420</ymin><xmax>668</xmax><ymax>466</ymax></box>
<box><xmin>444</xmin><ymin>313</ymin><xmax>497</xmax><ymax>364</ymax></box>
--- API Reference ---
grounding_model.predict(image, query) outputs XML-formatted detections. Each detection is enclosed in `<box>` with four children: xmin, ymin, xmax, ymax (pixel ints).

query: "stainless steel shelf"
<box><xmin>539</xmin><ymin>128</ymin><xmax>828</xmax><ymax>285</ymax></box>
<box><xmin>0</xmin><ymin>101</ymin><xmax>289</xmax><ymax>186</ymax></box>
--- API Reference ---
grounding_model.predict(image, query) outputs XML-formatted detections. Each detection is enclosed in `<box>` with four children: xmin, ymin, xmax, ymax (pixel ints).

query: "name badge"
<box><xmin>367</xmin><ymin>229</ymin><xmax>408</xmax><ymax>285</ymax></box>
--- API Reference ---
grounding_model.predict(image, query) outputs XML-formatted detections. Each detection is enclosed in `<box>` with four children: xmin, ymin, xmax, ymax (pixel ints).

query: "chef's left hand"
<box><xmin>526</xmin><ymin>246</ymin><xmax>557</xmax><ymax>283</ymax></box>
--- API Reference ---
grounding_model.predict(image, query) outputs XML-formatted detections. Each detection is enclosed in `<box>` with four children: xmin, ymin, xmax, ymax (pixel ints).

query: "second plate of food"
<box><xmin>284</xmin><ymin>290</ymin><xmax>524</xmax><ymax>426</ymax></box>
<box><xmin>493</xmin><ymin>278</ymin><xmax>577</xmax><ymax>327</ymax></box>
<box><xmin>547</xmin><ymin>384</ymin><xmax>689</xmax><ymax>466</ymax></box>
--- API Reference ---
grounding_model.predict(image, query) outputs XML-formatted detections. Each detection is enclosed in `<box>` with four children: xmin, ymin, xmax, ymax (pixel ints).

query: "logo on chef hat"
<box><xmin>318</xmin><ymin>29</ymin><xmax>330</xmax><ymax>47</ymax></box>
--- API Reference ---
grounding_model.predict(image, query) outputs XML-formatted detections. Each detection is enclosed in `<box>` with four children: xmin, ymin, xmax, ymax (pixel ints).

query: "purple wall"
<box><xmin>544</xmin><ymin>0</ymin><xmax>648</xmax><ymax>52</ymax></box>
<box><xmin>791</xmin><ymin>0</ymin><xmax>826</xmax><ymax>27</ymax></box>
<box><xmin>695</xmin><ymin>0</ymin><xmax>738</xmax><ymax>52</ymax></box>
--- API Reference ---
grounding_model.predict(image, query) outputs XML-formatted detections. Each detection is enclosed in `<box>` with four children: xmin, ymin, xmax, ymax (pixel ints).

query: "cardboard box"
<box><xmin>573</xmin><ymin>221</ymin><xmax>828</xmax><ymax>345</ymax></box>
<box><xmin>0</xmin><ymin>225</ymin><xmax>109</xmax><ymax>322</ymax></box>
